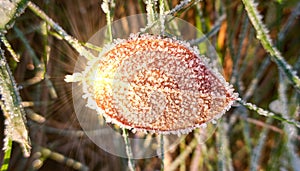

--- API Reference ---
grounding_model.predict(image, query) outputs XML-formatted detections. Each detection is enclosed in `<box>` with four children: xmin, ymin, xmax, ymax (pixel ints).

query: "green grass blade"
<box><xmin>0</xmin><ymin>138</ymin><xmax>12</xmax><ymax>171</ymax></box>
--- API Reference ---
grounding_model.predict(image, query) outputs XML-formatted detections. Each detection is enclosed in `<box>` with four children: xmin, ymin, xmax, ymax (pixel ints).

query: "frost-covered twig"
<box><xmin>242</xmin><ymin>0</ymin><xmax>300</xmax><ymax>92</ymax></box>
<box><xmin>238</xmin><ymin>99</ymin><xmax>300</xmax><ymax>128</ymax></box>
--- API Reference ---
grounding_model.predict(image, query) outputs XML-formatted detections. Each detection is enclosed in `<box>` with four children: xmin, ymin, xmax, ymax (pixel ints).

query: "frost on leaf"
<box><xmin>73</xmin><ymin>34</ymin><xmax>238</xmax><ymax>135</ymax></box>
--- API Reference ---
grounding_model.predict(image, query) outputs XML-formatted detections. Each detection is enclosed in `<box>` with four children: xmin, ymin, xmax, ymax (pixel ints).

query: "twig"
<box><xmin>238</xmin><ymin>99</ymin><xmax>300</xmax><ymax>128</ymax></box>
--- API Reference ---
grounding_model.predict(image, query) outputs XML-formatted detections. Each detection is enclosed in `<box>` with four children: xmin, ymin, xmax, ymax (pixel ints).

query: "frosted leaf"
<box><xmin>80</xmin><ymin>34</ymin><xmax>238</xmax><ymax>135</ymax></box>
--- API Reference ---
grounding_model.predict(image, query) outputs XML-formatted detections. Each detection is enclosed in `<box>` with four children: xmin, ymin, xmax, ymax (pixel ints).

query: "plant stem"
<box><xmin>238</xmin><ymin>99</ymin><xmax>300</xmax><ymax>128</ymax></box>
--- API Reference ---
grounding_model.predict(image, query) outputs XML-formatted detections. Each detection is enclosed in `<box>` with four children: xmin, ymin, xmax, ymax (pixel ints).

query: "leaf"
<box><xmin>0</xmin><ymin>46</ymin><xmax>31</xmax><ymax>157</ymax></box>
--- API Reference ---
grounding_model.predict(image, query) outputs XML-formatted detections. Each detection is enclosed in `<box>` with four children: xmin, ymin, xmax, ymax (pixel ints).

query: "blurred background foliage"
<box><xmin>0</xmin><ymin>0</ymin><xmax>299</xmax><ymax>170</ymax></box>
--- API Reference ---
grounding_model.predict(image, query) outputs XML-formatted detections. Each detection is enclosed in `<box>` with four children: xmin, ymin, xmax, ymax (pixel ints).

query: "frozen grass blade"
<box><xmin>243</xmin><ymin>57</ymin><xmax>271</xmax><ymax>101</ymax></box>
<box><xmin>146</xmin><ymin>0</ymin><xmax>157</xmax><ymax>27</ymax></box>
<box><xmin>47</xmin><ymin>30</ymin><xmax>102</xmax><ymax>52</ymax></box>
<box><xmin>250</xmin><ymin>118</ymin><xmax>271</xmax><ymax>171</ymax></box>
<box><xmin>122</xmin><ymin>128</ymin><xmax>135</xmax><ymax>171</ymax></box>
<box><xmin>0</xmin><ymin>45</ymin><xmax>31</xmax><ymax>157</ymax></box>
<box><xmin>230</xmin><ymin>16</ymin><xmax>249</xmax><ymax>90</ymax></box>
<box><xmin>101</xmin><ymin>0</ymin><xmax>115</xmax><ymax>42</ymax></box>
<box><xmin>278</xmin><ymin>72</ymin><xmax>300</xmax><ymax>170</ymax></box>
<box><xmin>168</xmin><ymin>0</ymin><xmax>192</xmax><ymax>16</ymax></box>
<box><xmin>27</xmin><ymin>2</ymin><xmax>96</xmax><ymax>61</ymax></box>
<box><xmin>238</xmin><ymin>99</ymin><xmax>300</xmax><ymax>128</ymax></box>
<box><xmin>217</xmin><ymin>122</ymin><xmax>233</xmax><ymax>171</ymax></box>
<box><xmin>141</xmin><ymin>0</ymin><xmax>198</xmax><ymax>33</ymax></box>
<box><xmin>242</xmin><ymin>0</ymin><xmax>300</xmax><ymax>92</ymax></box>
<box><xmin>159</xmin><ymin>0</ymin><xmax>165</xmax><ymax>35</ymax></box>
<box><xmin>0</xmin><ymin>35</ymin><xmax>19</xmax><ymax>62</ymax></box>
